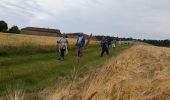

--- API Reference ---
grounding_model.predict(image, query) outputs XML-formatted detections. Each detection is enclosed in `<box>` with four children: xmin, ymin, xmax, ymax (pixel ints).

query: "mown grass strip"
<box><xmin>0</xmin><ymin>45</ymin><xmax>130</xmax><ymax>99</ymax></box>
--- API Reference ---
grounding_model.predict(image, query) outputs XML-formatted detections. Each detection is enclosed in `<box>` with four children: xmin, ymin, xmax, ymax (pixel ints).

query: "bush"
<box><xmin>0</xmin><ymin>20</ymin><xmax>8</xmax><ymax>32</ymax></box>
<box><xmin>9</xmin><ymin>25</ymin><xmax>20</xmax><ymax>34</ymax></box>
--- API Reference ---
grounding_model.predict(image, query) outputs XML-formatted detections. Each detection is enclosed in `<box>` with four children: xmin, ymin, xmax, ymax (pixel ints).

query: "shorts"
<box><xmin>112</xmin><ymin>44</ymin><xmax>116</xmax><ymax>48</ymax></box>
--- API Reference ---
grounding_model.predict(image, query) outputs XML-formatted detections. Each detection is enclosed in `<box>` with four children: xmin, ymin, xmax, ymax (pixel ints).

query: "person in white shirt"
<box><xmin>57</xmin><ymin>34</ymin><xmax>69</xmax><ymax>60</ymax></box>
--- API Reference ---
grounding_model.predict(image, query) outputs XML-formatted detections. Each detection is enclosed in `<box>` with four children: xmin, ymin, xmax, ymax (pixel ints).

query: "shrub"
<box><xmin>0</xmin><ymin>20</ymin><xmax>8</xmax><ymax>32</ymax></box>
<box><xmin>9</xmin><ymin>25</ymin><xmax>21</xmax><ymax>34</ymax></box>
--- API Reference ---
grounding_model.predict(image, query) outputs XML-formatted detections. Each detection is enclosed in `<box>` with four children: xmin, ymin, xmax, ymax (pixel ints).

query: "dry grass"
<box><xmin>0</xmin><ymin>33</ymin><xmax>97</xmax><ymax>49</ymax></box>
<box><xmin>0</xmin><ymin>33</ymin><xmax>75</xmax><ymax>48</ymax></box>
<box><xmin>48</xmin><ymin>45</ymin><xmax>170</xmax><ymax>100</ymax></box>
<box><xmin>4</xmin><ymin>84</ymin><xmax>25</xmax><ymax>100</ymax></box>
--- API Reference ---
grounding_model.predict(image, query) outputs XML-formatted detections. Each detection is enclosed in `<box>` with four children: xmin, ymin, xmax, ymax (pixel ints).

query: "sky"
<box><xmin>0</xmin><ymin>0</ymin><xmax>170</xmax><ymax>40</ymax></box>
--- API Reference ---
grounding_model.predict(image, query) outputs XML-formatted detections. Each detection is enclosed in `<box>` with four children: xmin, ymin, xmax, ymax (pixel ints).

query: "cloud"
<box><xmin>0</xmin><ymin>0</ymin><xmax>170</xmax><ymax>40</ymax></box>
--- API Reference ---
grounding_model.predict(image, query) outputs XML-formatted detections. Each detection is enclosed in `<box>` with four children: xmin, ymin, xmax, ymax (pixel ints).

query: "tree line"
<box><xmin>95</xmin><ymin>35</ymin><xmax>170</xmax><ymax>47</ymax></box>
<box><xmin>142</xmin><ymin>39</ymin><xmax>170</xmax><ymax>47</ymax></box>
<box><xmin>0</xmin><ymin>20</ymin><xmax>20</xmax><ymax>34</ymax></box>
<box><xmin>1</xmin><ymin>20</ymin><xmax>169</xmax><ymax>47</ymax></box>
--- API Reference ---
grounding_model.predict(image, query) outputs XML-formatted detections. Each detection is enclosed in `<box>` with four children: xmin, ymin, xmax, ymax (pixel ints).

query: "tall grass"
<box><xmin>5</xmin><ymin>83</ymin><xmax>25</xmax><ymax>100</ymax></box>
<box><xmin>0</xmin><ymin>33</ymin><xmax>73</xmax><ymax>55</ymax></box>
<box><xmin>0</xmin><ymin>33</ymin><xmax>74</xmax><ymax>48</ymax></box>
<box><xmin>0</xmin><ymin>33</ymin><xmax>97</xmax><ymax>49</ymax></box>
<box><xmin>48</xmin><ymin>45</ymin><xmax>170</xmax><ymax>100</ymax></box>
<box><xmin>0</xmin><ymin>33</ymin><xmax>129</xmax><ymax>99</ymax></box>
<box><xmin>0</xmin><ymin>33</ymin><xmax>97</xmax><ymax>56</ymax></box>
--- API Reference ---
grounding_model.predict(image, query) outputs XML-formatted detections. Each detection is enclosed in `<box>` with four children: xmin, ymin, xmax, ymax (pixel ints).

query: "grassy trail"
<box><xmin>0</xmin><ymin>45</ymin><xmax>130</xmax><ymax>99</ymax></box>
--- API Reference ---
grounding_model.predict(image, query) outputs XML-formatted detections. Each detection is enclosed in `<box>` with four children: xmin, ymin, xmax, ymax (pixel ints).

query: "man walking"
<box><xmin>57</xmin><ymin>34</ymin><xmax>69</xmax><ymax>60</ymax></box>
<box><xmin>101</xmin><ymin>37</ymin><xmax>109</xmax><ymax>57</ymax></box>
<box><xmin>76</xmin><ymin>32</ymin><xmax>86</xmax><ymax>62</ymax></box>
<box><xmin>112</xmin><ymin>38</ymin><xmax>117</xmax><ymax>48</ymax></box>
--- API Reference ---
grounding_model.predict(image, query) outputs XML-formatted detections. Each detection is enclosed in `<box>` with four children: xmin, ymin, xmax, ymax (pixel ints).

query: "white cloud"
<box><xmin>0</xmin><ymin>0</ymin><xmax>170</xmax><ymax>40</ymax></box>
<box><xmin>28</xmin><ymin>12</ymin><xmax>54</xmax><ymax>25</ymax></box>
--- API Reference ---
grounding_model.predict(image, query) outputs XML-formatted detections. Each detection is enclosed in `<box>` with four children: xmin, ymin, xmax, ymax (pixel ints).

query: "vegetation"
<box><xmin>49</xmin><ymin>45</ymin><xmax>170</xmax><ymax>100</ymax></box>
<box><xmin>0</xmin><ymin>20</ymin><xmax>8</xmax><ymax>32</ymax></box>
<box><xmin>95</xmin><ymin>35</ymin><xmax>133</xmax><ymax>41</ymax></box>
<box><xmin>95</xmin><ymin>35</ymin><xmax>170</xmax><ymax>47</ymax></box>
<box><xmin>8</xmin><ymin>25</ymin><xmax>21</xmax><ymax>34</ymax></box>
<box><xmin>0</xmin><ymin>33</ymin><xmax>75</xmax><ymax>56</ymax></box>
<box><xmin>0</xmin><ymin>33</ymin><xmax>130</xmax><ymax>99</ymax></box>
<box><xmin>143</xmin><ymin>39</ymin><xmax>170</xmax><ymax>47</ymax></box>
<box><xmin>0</xmin><ymin>20</ymin><xmax>20</xmax><ymax>34</ymax></box>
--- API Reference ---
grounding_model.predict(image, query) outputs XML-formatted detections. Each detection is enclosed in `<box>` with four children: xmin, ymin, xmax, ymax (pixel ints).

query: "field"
<box><xmin>0</xmin><ymin>33</ymin><xmax>97</xmax><ymax>56</ymax></box>
<box><xmin>48</xmin><ymin>45</ymin><xmax>170</xmax><ymax>100</ymax></box>
<box><xmin>0</xmin><ymin>33</ymin><xmax>76</xmax><ymax>47</ymax></box>
<box><xmin>0</xmin><ymin>33</ymin><xmax>130</xmax><ymax>99</ymax></box>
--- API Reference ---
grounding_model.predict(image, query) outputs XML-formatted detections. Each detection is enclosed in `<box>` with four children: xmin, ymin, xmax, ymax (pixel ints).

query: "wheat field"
<box><xmin>48</xmin><ymin>45</ymin><xmax>170</xmax><ymax>100</ymax></box>
<box><xmin>0</xmin><ymin>33</ymin><xmax>98</xmax><ymax>49</ymax></box>
<box><xmin>0</xmin><ymin>33</ymin><xmax>76</xmax><ymax>48</ymax></box>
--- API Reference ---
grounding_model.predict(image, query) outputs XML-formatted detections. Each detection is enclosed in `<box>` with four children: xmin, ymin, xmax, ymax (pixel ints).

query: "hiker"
<box><xmin>112</xmin><ymin>38</ymin><xmax>117</xmax><ymax>48</ymax></box>
<box><xmin>57</xmin><ymin>33</ymin><xmax>69</xmax><ymax>60</ymax></box>
<box><xmin>76</xmin><ymin>32</ymin><xmax>86</xmax><ymax>61</ymax></box>
<box><xmin>101</xmin><ymin>37</ymin><xmax>109</xmax><ymax>57</ymax></box>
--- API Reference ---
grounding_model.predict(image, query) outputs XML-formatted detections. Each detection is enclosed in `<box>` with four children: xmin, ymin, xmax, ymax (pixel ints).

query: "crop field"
<box><xmin>0</xmin><ymin>33</ymin><xmax>130</xmax><ymax>99</ymax></box>
<box><xmin>49</xmin><ymin>45</ymin><xmax>170</xmax><ymax>100</ymax></box>
<box><xmin>0</xmin><ymin>33</ymin><xmax>73</xmax><ymax>56</ymax></box>
<box><xmin>0</xmin><ymin>33</ymin><xmax>97</xmax><ymax>56</ymax></box>
<box><xmin>0</xmin><ymin>33</ymin><xmax>75</xmax><ymax>48</ymax></box>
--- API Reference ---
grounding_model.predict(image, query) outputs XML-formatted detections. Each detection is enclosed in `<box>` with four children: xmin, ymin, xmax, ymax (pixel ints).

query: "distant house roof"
<box><xmin>21</xmin><ymin>27</ymin><xmax>60</xmax><ymax>33</ymax></box>
<box><xmin>66</xmin><ymin>33</ymin><xmax>89</xmax><ymax>37</ymax></box>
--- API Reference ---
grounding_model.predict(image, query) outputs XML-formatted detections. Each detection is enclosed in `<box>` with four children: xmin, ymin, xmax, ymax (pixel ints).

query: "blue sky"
<box><xmin>0</xmin><ymin>0</ymin><xmax>170</xmax><ymax>40</ymax></box>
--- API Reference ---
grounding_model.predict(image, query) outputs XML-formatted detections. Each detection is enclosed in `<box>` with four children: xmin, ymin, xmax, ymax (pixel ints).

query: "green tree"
<box><xmin>9</xmin><ymin>25</ymin><xmax>20</xmax><ymax>34</ymax></box>
<box><xmin>0</xmin><ymin>20</ymin><xmax>8</xmax><ymax>32</ymax></box>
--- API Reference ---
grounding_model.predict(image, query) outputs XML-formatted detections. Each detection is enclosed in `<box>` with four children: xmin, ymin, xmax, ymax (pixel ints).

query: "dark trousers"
<box><xmin>60</xmin><ymin>49</ymin><xmax>65</xmax><ymax>59</ymax></box>
<box><xmin>101</xmin><ymin>47</ymin><xmax>109</xmax><ymax>56</ymax></box>
<box><xmin>78</xmin><ymin>47</ymin><xmax>83</xmax><ymax>57</ymax></box>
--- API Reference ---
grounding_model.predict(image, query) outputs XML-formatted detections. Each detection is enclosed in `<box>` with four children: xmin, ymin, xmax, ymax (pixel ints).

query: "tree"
<box><xmin>9</xmin><ymin>25</ymin><xmax>20</xmax><ymax>34</ymax></box>
<box><xmin>0</xmin><ymin>20</ymin><xmax>8</xmax><ymax>32</ymax></box>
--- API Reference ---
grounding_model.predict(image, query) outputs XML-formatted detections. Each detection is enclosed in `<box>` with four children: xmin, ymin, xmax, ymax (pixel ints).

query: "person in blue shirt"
<box><xmin>101</xmin><ymin>37</ymin><xmax>109</xmax><ymax>57</ymax></box>
<box><xmin>76</xmin><ymin>33</ymin><xmax>86</xmax><ymax>61</ymax></box>
<box><xmin>112</xmin><ymin>39</ymin><xmax>117</xmax><ymax>48</ymax></box>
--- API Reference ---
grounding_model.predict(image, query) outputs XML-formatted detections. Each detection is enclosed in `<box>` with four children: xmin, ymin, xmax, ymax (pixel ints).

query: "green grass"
<box><xmin>0</xmin><ymin>45</ymin><xmax>130</xmax><ymax>99</ymax></box>
<box><xmin>0</xmin><ymin>45</ymin><xmax>57</xmax><ymax>56</ymax></box>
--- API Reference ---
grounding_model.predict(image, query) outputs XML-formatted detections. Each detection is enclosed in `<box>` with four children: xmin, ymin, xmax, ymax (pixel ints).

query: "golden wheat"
<box><xmin>0</xmin><ymin>33</ymin><xmax>76</xmax><ymax>48</ymax></box>
<box><xmin>0</xmin><ymin>33</ymin><xmax>97</xmax><ymax>49</ymax></box>
<box><xmin>48</xmin><ymin>45</ymin><xmax>170</xmax><ymax>100</ymax></box>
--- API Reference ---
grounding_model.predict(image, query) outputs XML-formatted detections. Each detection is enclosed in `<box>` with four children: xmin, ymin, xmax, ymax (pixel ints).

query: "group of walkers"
<box><xmin>57</xmin><ymin>33</ymin><xmax>117</xmax><ymax>62</ymax></box>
